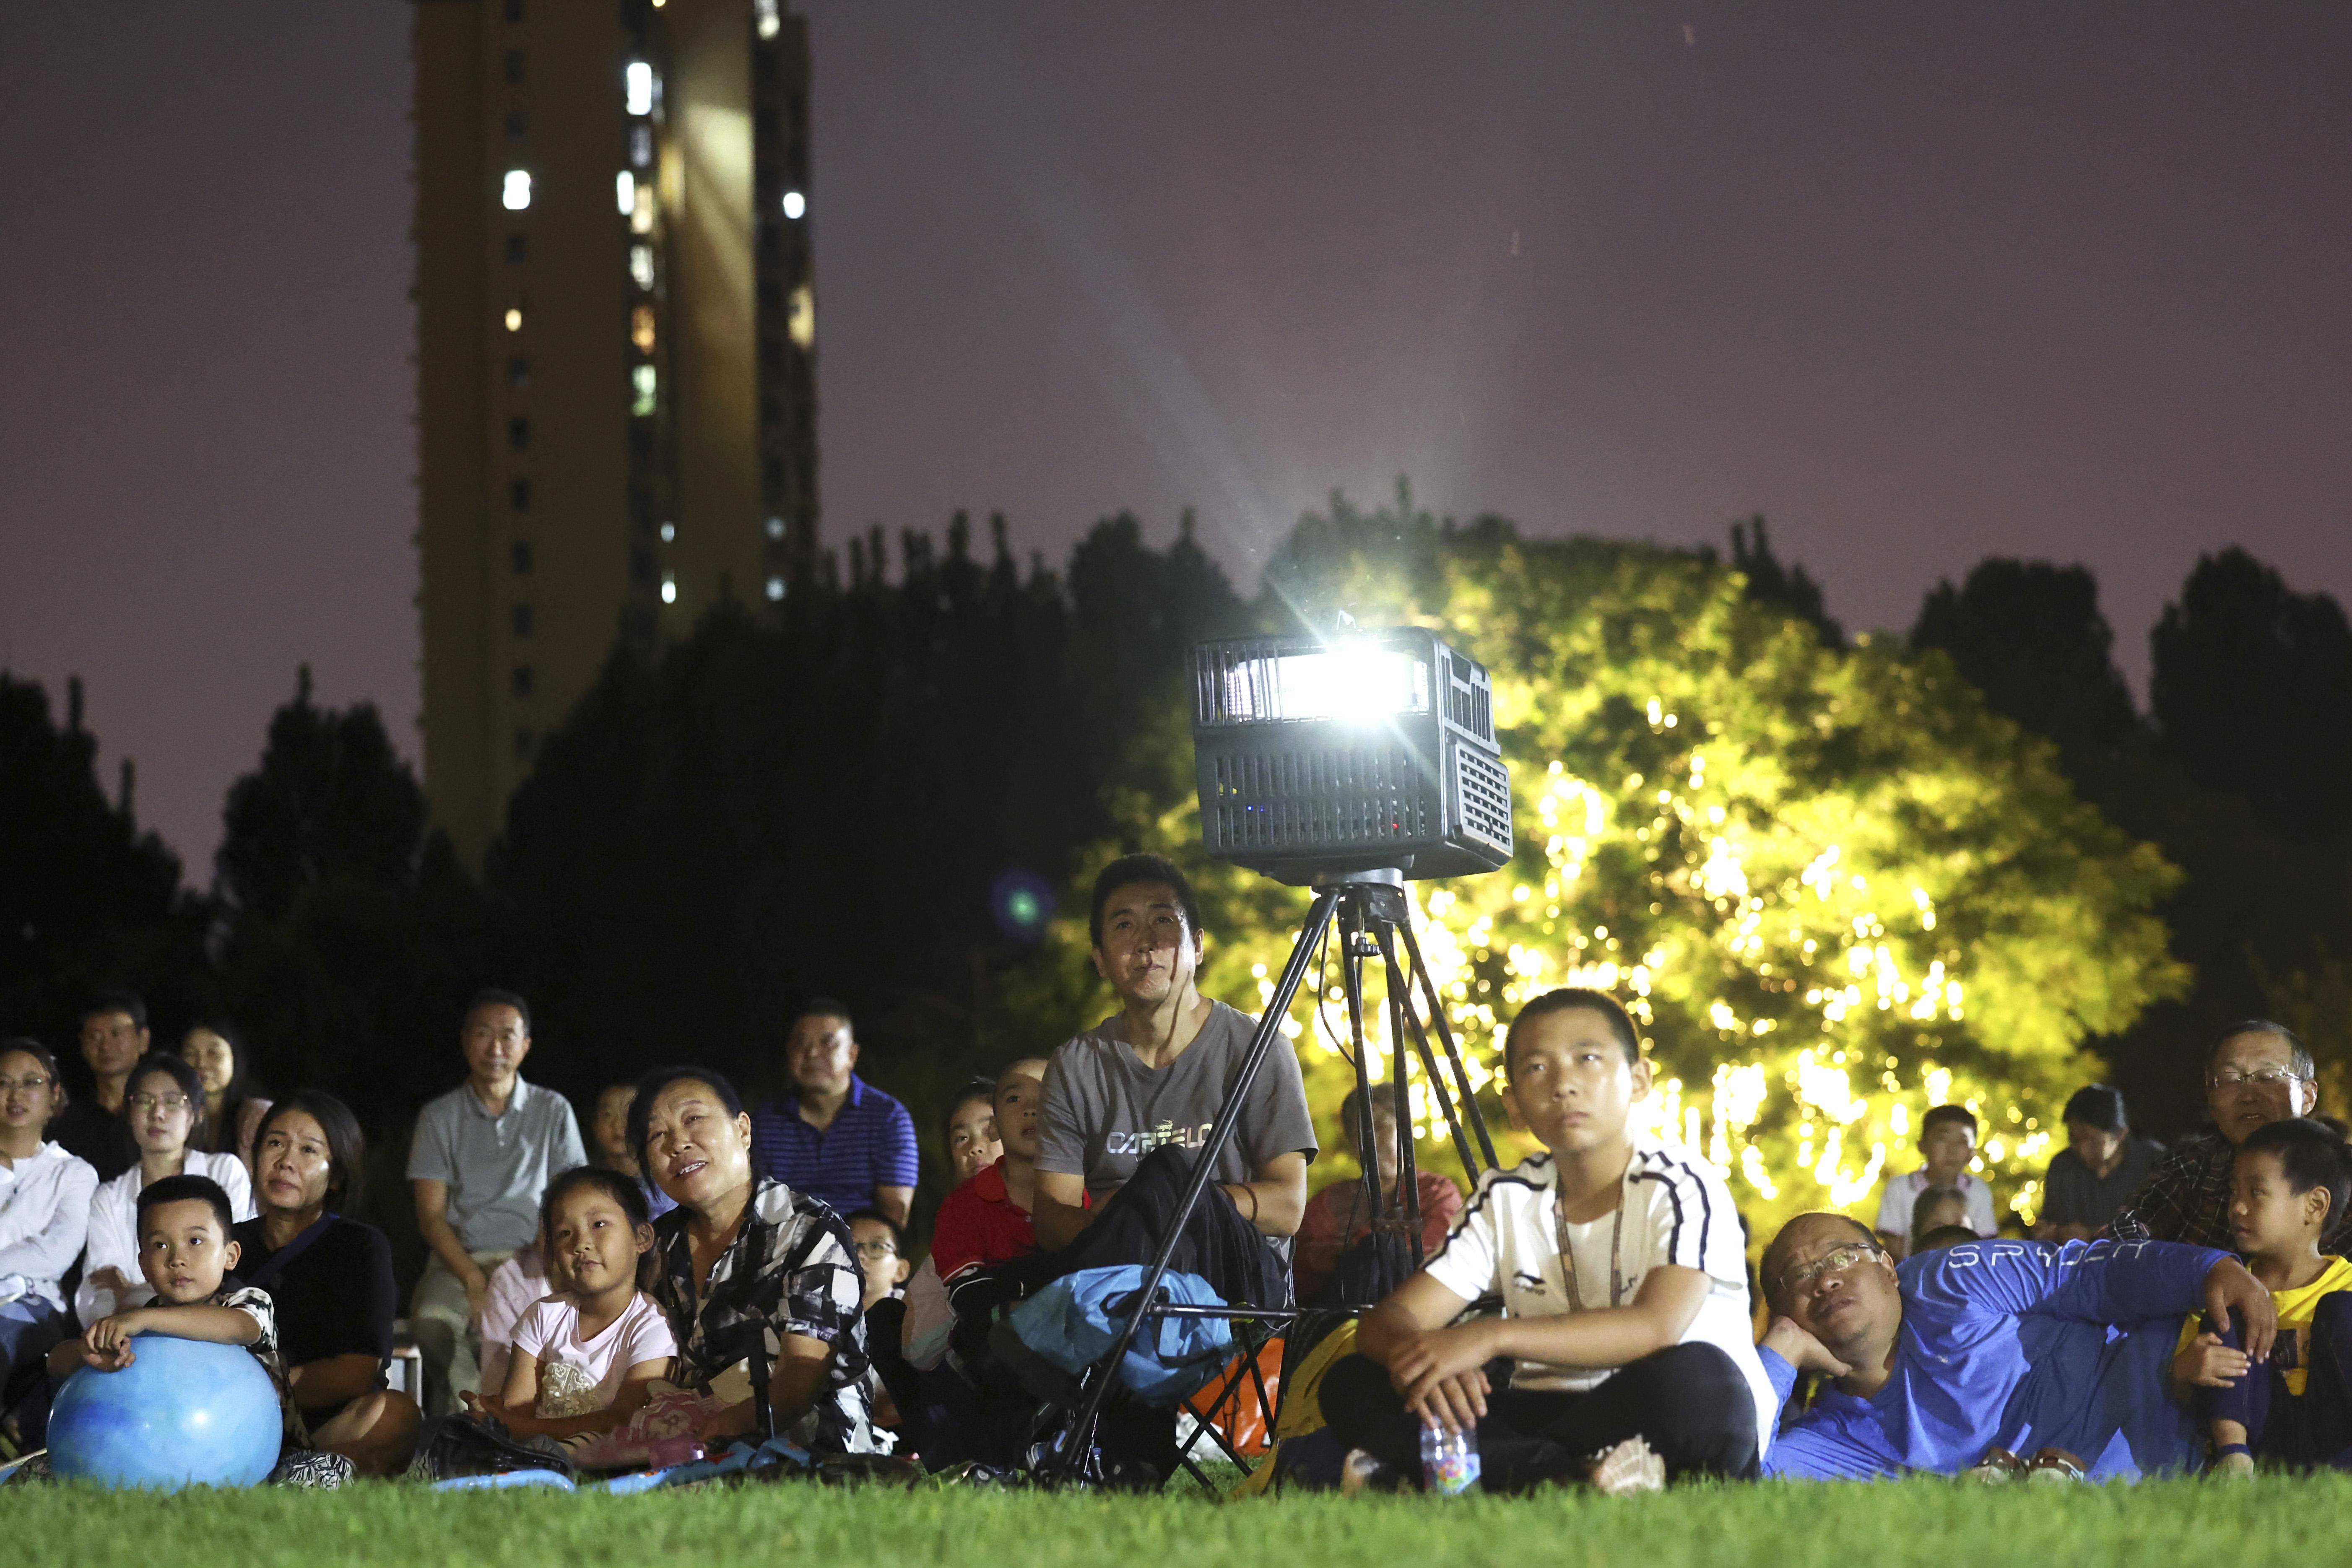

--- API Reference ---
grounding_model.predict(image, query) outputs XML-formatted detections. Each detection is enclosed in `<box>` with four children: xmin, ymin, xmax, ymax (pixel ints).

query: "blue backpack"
<box><xmin>1007</xmin><ymin>1266</ymin><xmax>1235</xmax><ymax>1406</ymax></box>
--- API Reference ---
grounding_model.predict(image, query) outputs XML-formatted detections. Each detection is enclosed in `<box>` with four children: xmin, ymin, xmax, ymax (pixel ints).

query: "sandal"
<box><xmin>1965</xmin><ymin>1446</ymin><xmax>2026</xmax><ymax>1482</ymax></box>
<box><xmin>2025</xmin><ymin>1447</ymin><xmax>2087</xmax><ymax>1483</ymax></box>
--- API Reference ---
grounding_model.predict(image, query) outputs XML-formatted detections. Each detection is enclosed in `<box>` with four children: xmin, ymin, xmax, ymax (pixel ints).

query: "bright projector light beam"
<box><xmin>1217</xmin><ymin>644</ymin><xmax>1429</xmax><ymax>723</ymax></box>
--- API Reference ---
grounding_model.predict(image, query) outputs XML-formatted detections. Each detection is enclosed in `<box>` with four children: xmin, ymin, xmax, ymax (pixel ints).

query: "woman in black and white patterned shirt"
<box><xmin>629</xmin><ymin>1066</ymin><xmax>878</xmax><ymax>1454</ymax></box>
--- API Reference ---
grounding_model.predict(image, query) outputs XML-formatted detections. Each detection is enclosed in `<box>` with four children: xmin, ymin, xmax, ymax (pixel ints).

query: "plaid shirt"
<box><xmin>648</xmin><ymin>1177</ymin><xmax>877</xmax><ymax>1453</ymax></box>
<box><xmin>2105</xmin><ymin>1128</ymin><xmax>2352</xmax><ymax>1254</ymax></box>
<box><xmin>211</xmin><ymin>1284</ymin><xmax>309</xmax><ymax>1448</ymax></box>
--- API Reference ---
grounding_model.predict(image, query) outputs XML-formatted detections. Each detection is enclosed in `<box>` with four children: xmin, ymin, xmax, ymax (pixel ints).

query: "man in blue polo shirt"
<box><xmin>751</xmin><ymin>999</ymin><xmax>917</xmax><ymax>1225</ymax></box>
<box><xmin>1756</xmin><ymin>1211</ymin><xmax>2276</xmax><ymax>1480</ymax></box>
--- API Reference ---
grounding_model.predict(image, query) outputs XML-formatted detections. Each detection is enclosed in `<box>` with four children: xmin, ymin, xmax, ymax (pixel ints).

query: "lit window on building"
<box><xmin>615</xmin><ymin>171</ymin><xmax>636</xmax><ymax>216</ymax></box>
<box><xmin>660</xmin><ymin>522</ymin><xmax>676</xmax><ymax>543</ymax></box>
<box><xmin>781</xmin><ymin>190</ymin><xmax>806</xmax><ymax>220</ymax></box>
<box><xmin>512</xmin><ymin>603</ymin><xmax>534</xmax><ymax>636</ymax></box>
<box><xmin>631</xmin><ymin>306</ymin><xmax>657</xmax><ymax>353</ymax></box>
<box><xmin>632</xmin><ymin>364</ymin><xmax>657</xmax><ymax>416</ymax></box>
<box><xmin>755</xmin><ymin>0</ymin><xmax>780</xmax><ymax>39</ymax></box>
<box><xmin>765</xmin><ymin>576</ymin><xmax>785</xmax><ymax>602</ymax></box>
<box><xmin>787</xmin><ymin>284</ymin><xmax>814</xmax><ymax>350</ymax></box>
<box><xmin>629</xmin><ymin>245</ymin><xmax>655</xmax><ymax>290</ymax></box>
<box><xmin>660</xmin><ymin>574</ymin><xmax>678</xmax><ymax>605</ymax></box>
<box><xmin>625</xmin><ymin>62</ymin><xmax>654</xmax><ymax>117</ymax></box>
<box><xmin>505</xmin><ymin>306</ymin><xmax>524</xmax><ymax>332</ymax></box>
<box><xmin>512</xmin><ymin>541</ymin><xmax>533</xmax><ymax>574</ymax></box>
<box><xmin>631</xmin><ymin>125</ymin><xmax>653</xmax><ymax>169</ymax></box>
<box><xmin>502</xmin><ymin>170</ymin><xmax>532</xmax><ymax>210</ymax></box>
<box><xmin>631</xmin><ymin>184</ymin><xmax>657</xmax><ymax>235</ymax></box>
<box><xmin>512</xmin><ymin>665</ymin><xmax>534</xmax><ymax>698</ymax></box>
<box><xmin>764</xmin><ymin>516</ymin><xmax>785</xmax><ymax>541</ymax></box>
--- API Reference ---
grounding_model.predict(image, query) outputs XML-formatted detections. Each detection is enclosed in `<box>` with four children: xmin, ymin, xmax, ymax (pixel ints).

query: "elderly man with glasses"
<box><xmin>1752</xmin><ymin>1213</ymin><xmax>2274</xmax><ymax>1480</ymax></box>
<box><xmin>2105</xmin><ymin>1020</ymin><xmax>2346</xmax><ymax>1253</ymax></box>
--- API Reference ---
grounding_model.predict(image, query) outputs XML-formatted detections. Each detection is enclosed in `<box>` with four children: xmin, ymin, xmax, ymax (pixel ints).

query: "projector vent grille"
<box><xmin>1454</xmin><ymin>742</ymin><xmax>1513</xmax><ymax>852</ymax></box>
<box><xmin>1206</xmin><ymin>746</ymin><xmax>1432</xmax><ymax>851</ymax></box>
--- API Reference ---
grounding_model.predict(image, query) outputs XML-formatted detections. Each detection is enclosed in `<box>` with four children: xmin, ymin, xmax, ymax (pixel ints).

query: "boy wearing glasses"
<box><xmin>1757</xmin><ymin>1212</ymin><xmax>2274</xmax><ymax>1479</ymax></box>
<box><xmin>1319</xmin><ymin>988</ymin><xmax>1771</xmax><ymax>1492</ymax></box>
<box><xmin>2108</xmin><ymin>1022</ymin><xmax>2345</xmax><ymax>1254</ymax></box>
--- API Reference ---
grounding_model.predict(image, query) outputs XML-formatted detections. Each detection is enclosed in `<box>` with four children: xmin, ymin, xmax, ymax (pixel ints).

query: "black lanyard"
<box><xmin>1555</xmin><ymin>1183</ymin><xmax>1625</xmax><ymax>1311</ymax></box>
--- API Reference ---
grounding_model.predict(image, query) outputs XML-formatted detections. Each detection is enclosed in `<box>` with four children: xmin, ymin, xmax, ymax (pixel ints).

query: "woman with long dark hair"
<box><xmin>179</xmin><ymin>1020</ymin><xmax>272</xmax><ymax>1173</ymax></box>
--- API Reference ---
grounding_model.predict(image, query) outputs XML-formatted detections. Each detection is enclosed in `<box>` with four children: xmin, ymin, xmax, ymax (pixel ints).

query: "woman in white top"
<box><xmin>75</xmin><ymin>1052</ymin><xmax>256</xmax><ymax>1323</ymax></box>
<box><xmin>0</xmin><ymin>1038</ymin><xmax>98</xmax><ymax>1388</ymax></box>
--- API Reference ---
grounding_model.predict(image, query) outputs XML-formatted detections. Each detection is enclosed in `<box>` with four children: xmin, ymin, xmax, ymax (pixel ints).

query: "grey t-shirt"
<box><xmin>1037</xmin><ymin>1000</ymin><xmax>1318</xmax><ymax>1204</ymax></box>
<box><xmin>406</xmin><ymin>1078</ymin><xmax>587</xmax><ymax>1253</ymax></box>
<box><xmin>2040</xmin><ymin>1136</ymin><xmax>2166</xmax><ymax>1233</ymax></box>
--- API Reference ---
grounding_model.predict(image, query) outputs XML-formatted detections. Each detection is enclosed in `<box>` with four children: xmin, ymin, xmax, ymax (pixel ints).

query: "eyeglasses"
<box><xmin>0</xmin><ymin>1076</ymin><xmax>52</xmax><ymax>1094</ymax></box>
<box><xmin>853</xmin><ymin>1240</ymin><xmax>898</xmax><ymax>1260</ymax></box>
<box><xmin>130</xmin><ymin>1093</ymin><xmax>193</xmax><ymax>1114</ymax></box>
<box><xmin>1780</xmin><ymin>1241</ymin><xmax>1881</xmax><ymax>1296</ymax></box>
<box><xmin>2210</xmin><ymin>1068</ymin><xmax>2309</xmax><ymax>1090</ymax></box>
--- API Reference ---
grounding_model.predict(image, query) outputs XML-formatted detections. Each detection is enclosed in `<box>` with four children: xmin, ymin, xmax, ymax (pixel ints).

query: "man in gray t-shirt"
<box><xmin>1030</xmin><ymin>854</ymin><xmax>1318</xmax><ymax>1309</ymax></box>
<box><xmin>405</xmin><ymin>989</ymin><xmax>585</xmax><ymax>1416</ymax></box>
<box><xmin>1040</xmin><ymin>1000</ymin><xmax>1314</xmax><ymax>1211</ymax></box>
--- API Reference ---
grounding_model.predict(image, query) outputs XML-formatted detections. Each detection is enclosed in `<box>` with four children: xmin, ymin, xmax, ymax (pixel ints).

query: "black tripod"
<box><xmin>1040</xmin><ymin>868</ymin><xmax>1499</xmax><ymax>1482</ymax></box>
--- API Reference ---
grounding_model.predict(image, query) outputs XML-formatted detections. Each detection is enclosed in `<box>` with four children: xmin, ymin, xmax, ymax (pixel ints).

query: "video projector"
<box><xmin>1190</xmin><ymin>626</ymin><xmax>1513</xmax><ymax>885</ymax></box>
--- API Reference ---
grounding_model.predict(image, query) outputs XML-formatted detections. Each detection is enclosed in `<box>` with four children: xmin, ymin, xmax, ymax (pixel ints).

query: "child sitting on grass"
<box><xmin>1321</xmin><ymin>988</ymin><xmax>1773</xmax><ymax>1493</ymax></box>
<box><xmin>42</xmin><ymin>1173</ymin><xmax>349</xmax><ymax>1485</ymax></box>
<box><xmin>2173</xmin><ymin>1116</ymin><xmax>2352</xmax><ymax>1474</ymax></box>
<box><xmin>465</xmin><ymin>1167</ymin><xmax>674</xmax><ymax>1443</ymax></box>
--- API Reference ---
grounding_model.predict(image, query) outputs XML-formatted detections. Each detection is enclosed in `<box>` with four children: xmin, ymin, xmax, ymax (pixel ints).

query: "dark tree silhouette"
<box><xmin>211</xmin><ymin>669</ymin><xmax>484</xmax><ymax>1119</ymax></box>
<box><xmin>0</xmin><ymin>673</ymin><xmax>205</xmax><ymax>1049</ymax></box>
<box><xmin>2153</xmin><ymin>547</ymin><xmax>2352</xmax><ymax>844</ymax></box>
<box><xmin>1726</xmin><ymin>514</ymin><xmax>1843</xmax><ymax>648</ymax></box>
<box><xmin>486</xmin><ymin>512</ymin><xmax>1241</xmax><ymax>1168</ymax></box>
<box><xmin>1911</xmin><ymin>559</ymin><xmax>2140</xmax><ymax>763</ymax></box>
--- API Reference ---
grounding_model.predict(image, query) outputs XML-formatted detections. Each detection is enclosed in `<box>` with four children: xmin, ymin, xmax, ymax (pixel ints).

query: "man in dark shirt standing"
<box><xmin>48</xmin><ymin>989</ymin><xmax>146</xmax><ymax>1181</ymax></box>
<box><xmin>749</xmin><ymin>1001</ymin><xmax>917</xmax><ymax>1226</ymax></box>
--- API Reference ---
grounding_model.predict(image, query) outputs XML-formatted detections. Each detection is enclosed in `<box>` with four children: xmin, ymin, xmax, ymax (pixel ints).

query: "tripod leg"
<box><xmin>1397</xmin><ymin>916</ymin><xmax>1500</xmax><ymax>1171</ymax></box>
<box><xmin>1386</xmin><ymin>970</ymin><xmax>1424</xmax><ymax>1269</ymax></box>
<box><xmin>1044</xmin><ymin>887</ymin><xmax>1342</xmax><ymax>1482</ymax></box>
<box><xmin>1377</xmin><ymin>924</ymin><xmax>1480</xmax><ymax>1185</ymax></box>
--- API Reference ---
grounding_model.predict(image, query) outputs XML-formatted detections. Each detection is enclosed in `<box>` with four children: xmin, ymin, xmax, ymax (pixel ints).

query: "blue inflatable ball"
<box><xmin>49</xmin><ymin>1334</ymin><xmax>283</xmax><ymax>1490</ymax></box>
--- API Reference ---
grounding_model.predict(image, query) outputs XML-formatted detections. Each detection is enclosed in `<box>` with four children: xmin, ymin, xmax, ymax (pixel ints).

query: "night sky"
<box><xmin>4</xmin><ymin>3</ymin><xmax>2346</xmax><ymax>874</ymax></box>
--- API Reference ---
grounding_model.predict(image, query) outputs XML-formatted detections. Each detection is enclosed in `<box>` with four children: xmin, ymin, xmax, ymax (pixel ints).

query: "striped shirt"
<box><xmin>1423</xmin><ymin>1136</ymin><xmax>1775</xmax><ymax>1452</ymax></box>
<box><xmin>748</xmin><ymin>1076</ymin><xmax>919</xmax><ymax>1219</ymax></box>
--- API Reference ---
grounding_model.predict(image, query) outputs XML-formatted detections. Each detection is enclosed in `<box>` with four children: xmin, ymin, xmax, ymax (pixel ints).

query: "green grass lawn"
<box><xmin>12</xmin><ymin>1476</ymin><xmax>2352</xmax><ymax>1568</ymax></box>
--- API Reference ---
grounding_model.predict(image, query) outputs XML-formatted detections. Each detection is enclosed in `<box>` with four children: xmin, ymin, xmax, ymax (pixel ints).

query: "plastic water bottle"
<box><xmin>1419</xmin><ymin>1420</ymin><xmax>1480</xmax><ymax>1495</ymax></box>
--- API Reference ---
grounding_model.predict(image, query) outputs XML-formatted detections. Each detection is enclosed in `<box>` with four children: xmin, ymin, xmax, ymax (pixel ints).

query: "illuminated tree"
<box><xmin>1013</xmin><ymin>494</ymin><xmax>2187</xmax><ymax>1236</ymax></box>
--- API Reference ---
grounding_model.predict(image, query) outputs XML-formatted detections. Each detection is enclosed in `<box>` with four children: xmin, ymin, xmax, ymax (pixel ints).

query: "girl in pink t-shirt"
<box><xmin>468</xmin><ymin>1168</ymin><xmax>674</xmax><ymax>1440</ymax></box>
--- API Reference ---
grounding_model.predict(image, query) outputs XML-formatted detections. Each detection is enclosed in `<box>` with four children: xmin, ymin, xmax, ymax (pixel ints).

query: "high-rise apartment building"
<box><xmin>416</xmin><ymin>0</ymin><xmax>817</xmax><ymax>867</ymax></box>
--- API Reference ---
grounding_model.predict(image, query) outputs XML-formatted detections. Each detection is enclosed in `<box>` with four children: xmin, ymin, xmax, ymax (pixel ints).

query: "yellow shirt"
<box><xmin>2175</xmin><ymin>1254</ymin><xmax>2352</xmax><ymax>1396</ymax></box>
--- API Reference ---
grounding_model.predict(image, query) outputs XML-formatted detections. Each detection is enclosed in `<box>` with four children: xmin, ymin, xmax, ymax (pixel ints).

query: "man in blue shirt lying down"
<box><xmin>1755</xmin><ymin>1212</ymin><xmax>2277</xmax><ymax>1480</ymax></box>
